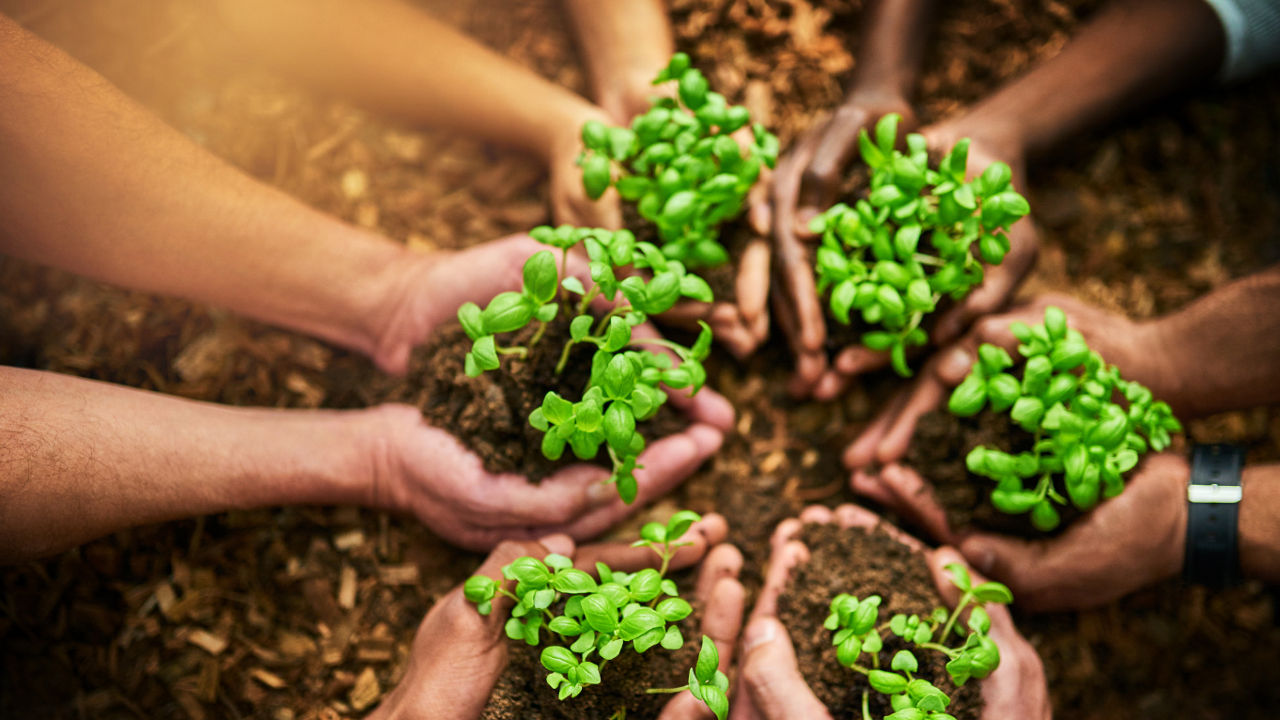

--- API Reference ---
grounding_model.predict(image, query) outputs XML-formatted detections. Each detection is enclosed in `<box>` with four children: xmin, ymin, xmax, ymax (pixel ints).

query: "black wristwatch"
<box><xmin>1183</xmin><ymin>443</ymin><xmax>1246</xmax><ymax>588</ymax></box>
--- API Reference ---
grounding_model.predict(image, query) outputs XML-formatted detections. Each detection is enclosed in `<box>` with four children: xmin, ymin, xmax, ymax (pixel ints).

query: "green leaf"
<box><xmin>947</xmin><ymin>563</ymin><xmax>972</xmax><ymax>592</ymax></box>
<box><xmin>875</xmin><ymin>113</ymin><xmax>900</xmax><ymax>154</ymax></box>
<box><xmin>666</xmin><ymin>509</ymin><xmax>701</xmax><ymax>540</ymax></box>
<box><xmin>540</xmin><ymin>646</ymin><xmax>577</xmax><ymax>675</ymax></box>
<box><xmin>581</xmin><ymin>594</ymin><xmax>617</xmax><ymax>634</ymax></box>
<box><xmin>978</xmin><ymin>344</ymin><xmax>1013</xmax><ymax>375</ymax></box>
<box><xmin>481</xmin><ymin>291</ymin><xmax>535</xmax><ymax>334</ymax></box>
<box><xmin>1010</xmin><ymin>396</ymin><xmax>1045</xmax><ymax>431</ymax></box>
<box><xmin>570</xmin><ymin>314</ymin><xmax>593</xmax><ymax>342</ymax></box>
<box><xmin>661</xmin><ymin>190</ymin><xmax>698</xmax><ymax>226</ymax></box>
<box><xmin>986</xmin><ymin>373</ymin><xmax>1021</xmax><ymax>413</ymax></box>
<box><xmin>892</xmin><ymin>650</ymin><xmax>919</xmax><ymax>673</ymax></box>
<box><xmin>698</xmin><ymin>685</ymin><xmax>728</xmax><ymax>720</ymax></box>
<box><xmin>967</xmin><ymin>606</ymin><xmax>991</xmax><ymax>635</ymax></box>
<box><xmin>656</xmin><ymin>597</ymin><xmax>693</xmax><ymax>622</ymax></box>
<box><xmin>607</xmin><ymin>127</ymin><xmax>635</xmax><ymax>161</ymax></box>
<box><xmin>1030</xmin><ymin>499</ymin><xmax>1061</xmax><ymax>531</ymax></box>
<box><xmin>582</xmin><ymin>154</ymin><xmax>612</xmax><ymax>200</ymax></box>
<box><xmin>695</xmin><ymin>636</ymin><xmax>720</xmax><ymax>681</ymax></box>
<box><xmin>600</xmin><ymin>637</ymin><xmax>623</xmax><ymax>660</ymax></box>
<box><xmin>948</xmin><ymin>377</ymin><xmax>988</xmax><ymax>417</ymax></box>
<box><xmin>553</xmin><ymin>568</ymin><xmax>598</xmax><ymax>594</ymax></box>
<box><xmin>602</xmin><ymin>353</ymin><xmax>637</xmax><ymax>398</ymax></box>
<box><xmin>678</xmin><ymin>68</ymin><xmax>709</xmax><ymax>110</ymax></box>
<box><xmin>548</xmin><ymin>616</ymin><xmax>581</xmax><ymax>636</ymax></box>
<box><xmin>581</xmin><ymin>120</ymin><xmax>608</xmax><ymax>151</ymax></box>
<box><xmin>619</xmin><ymin>607</ymin><xmax>663</xmax><ymax>640</ymax></box>
<box><xmin>603</xmin><ymin>316</ymin><xmax>631</xmax><ymax>352</ymax></box>
<box><xmin>616</xmin><ymin>472</ymin><xmax>638</xmax><ymax>504</ymax></box>
<box><xmin>509</xmin><ymin>557</ymin><xmax>551</xmax><ymax>587</ymax></box>
<box><xmin>629</xmin><ymin>568</ymin><xmax>663</xmax><ymax>602</ymax></box>
<box><xmin>679</xmin><ymin>273</ymin><xmax>713</xmax><ymax>302</ymax></box>
<box><xmin>603</xmin><ymin>402</ymin><xmax>636</xmax><ymax>453</ymax></box>
<box><xmin>868</xmin><ymin>670</ymin><xmax>909</xmax><ymax>695</ymax></box>
<box><xmin>523</xmin><ymin>251</ymin><xmax>558</xmax><ymax>304</ymax></box>
<box><xmin>660</xmin><ymin>624</ymin><xmax>684</xmax><ymax>650</ymax></box>
<box><xmin>972</xmin><ymin>581</ymin><xmax>1014</xmax><ymax>604</ymax></box>
<box><xmin>542</xmin><ymin>392</ymin><xmax>574</xmax><ymax>425</ymax></box>
<box><xmin>577</xmin><ymin>660</ymin><xmax>602</xmax><ymax>685</ymax></box>
<box><xmin>457</xmin><ymin>302</ymin><xmax>484</xmax><ymax>340</ymax></box>
<box><xmin>836</xmin><ymin>635</ymin><xmax>861</xmax><ymax>667</ymax></box>
<box><xmin>463</xmin><ymin>576</ymin><xmax>496</xmax><ymax>605</ymax></box>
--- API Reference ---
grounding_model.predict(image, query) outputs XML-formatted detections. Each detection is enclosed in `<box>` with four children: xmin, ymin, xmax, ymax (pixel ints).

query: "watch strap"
<box><xmin>1183</xmin><ymin>443</ymin><xmax>1245</xmax><ymax>588</ymax></box>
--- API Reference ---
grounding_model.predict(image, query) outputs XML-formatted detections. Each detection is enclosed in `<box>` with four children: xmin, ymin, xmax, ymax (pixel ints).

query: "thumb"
<box><xmin>959</xmin><ymin>533</ymin><xmax>1049</xmax><ymax>602</ymax></box>
<box><xmin>735</xmin><ymin>618</ymin><xmax>832</xmax><ymax>720</ymax></box>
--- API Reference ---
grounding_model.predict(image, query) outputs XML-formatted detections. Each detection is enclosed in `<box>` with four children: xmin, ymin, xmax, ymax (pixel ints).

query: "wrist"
<box><xmin>1136</xmin><ymin>315</ymin><xmax>1197</xmax><ymax>418</ymax></box>
<box><xmin>921</xmin><ymin>118</ymin><xmax>1028</xmax><ymax>182</ymax></box>
<box><xmin>1239</xmin><ymin>464</ymin><xmax>1280</xmax><ymax>582</ymax></box>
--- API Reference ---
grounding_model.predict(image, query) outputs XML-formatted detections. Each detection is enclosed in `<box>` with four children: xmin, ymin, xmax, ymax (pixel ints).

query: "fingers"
<box><xmin>842</xmin><ymin>389</ymin><xmax>909</xmax><ymax>470</ymax></box>
<box><xmin>849</xmin><ymin>468</ymin><xmax>897</xmax><ymax>506</ymax></box>
<box><xmin>879</xmin><ymin>464</ymin><xmax>955</xmax><ymax>544</ymax></box>
<box><xmin>752</xmin><ymin>540</ymin><xmax>809</xmax><ymax>621</ymax></box>
<box><xmin>829</xmin><ymin>502</ymin><xmax>927</xmax><ymax>551</ymax></box>
<box><xmin>772</xmin><ymin>286</ymin><xmax>826</xmax><ymax>397</ymax></box>
<box><xmin>736</xmin><ymin>238</ymin><xmax>771</xmax><ymax>342</ymax></box>
<box><xmin>696</xmin><ymin>542</ymin><xmax>744</xmax><ymax>601</ymax></box>
<box><xmin>732</xmin><ymin>617</ymin><xmax>832</xmax><ymax>720</ymax></box>
<box><xmin>957</xmin><ymin>532</ymin><xmax>1053</xmax><ymax>609</ymax></box>
<box><xmin>574</xmin><ymin>513</ymin><xmax>730</xmax><ymax>574</ymax></box>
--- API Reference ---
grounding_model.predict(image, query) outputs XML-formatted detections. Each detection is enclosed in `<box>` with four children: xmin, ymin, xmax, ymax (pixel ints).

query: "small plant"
<box><xmin>463</xmin><ymin>511</ymin><xmax>730</xmax><ymax>719</ymax></box>
<box><xmin>946</xmin><ymin>306</ymin><xmax>1182</xmax><ymax>531</ymax></box>
<box><xmin>457</xmin><ymin>225</ymin><xmax>713</xmax><ymax>503</ymax></box>
<box><xmin>808</xmin><ymin>114</ymin><xmax>1030</xmax><ymax>376</ymax></box>
<box><xmin>578</xmin><ymin>52</ymin><xmax>779</xmax><ymax>268</ymax></box>
<box><xmin>825</xmin><ymin>563</ymin><xmax>1012</xmax><ymax>720</ymax></box>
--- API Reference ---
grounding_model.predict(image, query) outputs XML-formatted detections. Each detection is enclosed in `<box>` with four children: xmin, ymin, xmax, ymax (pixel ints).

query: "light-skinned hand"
<box><xmin>731</xmin><ymin>504</ymin><xmax>1050</xmax><ymax>720</ymax></box>
<box><xmin>369</xmin><ymin>514</ymin><xmax>745</xmax><ymax>719</ymax></box>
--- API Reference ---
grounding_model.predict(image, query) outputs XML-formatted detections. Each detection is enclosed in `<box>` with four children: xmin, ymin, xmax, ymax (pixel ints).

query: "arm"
<box><xmin>212</xmin><ymin>0</ymin><xmax>617</xmax><ymax>227</ymax></box>
<box><xmin>933</xmin><ymin>0</ymin><xmax>1225</xmax><ymax>162</ymax></box>
<box><xmin>0</xmin><ymin>366</ymin><xmax>376</xmax><ymax>563</ymax></box>
<box><xmin>771</xmin><ymin>0</ymin><xmax>935</xmax><ymax>397</ymax></box>
<box><xmin>0</xmin><ymin>14</ymin><xmax>417</xmax><ymax>369</ymax></box>
<box><xmin>562</xmin><ymin>0</ymin><xmax>674</xmax><ymax>123</ymax></box>
<box><xmin>1147</xmin><ymin>264</ymin><xmax>1280</xmax><ymax>417</ymax></box>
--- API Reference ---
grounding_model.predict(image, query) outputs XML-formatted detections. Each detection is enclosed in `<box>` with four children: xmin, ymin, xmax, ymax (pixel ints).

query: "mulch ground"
<box><xmin>1</xmin><ymin>0</ymin><xmax>1278</xmax><ymax>718</ymax></box>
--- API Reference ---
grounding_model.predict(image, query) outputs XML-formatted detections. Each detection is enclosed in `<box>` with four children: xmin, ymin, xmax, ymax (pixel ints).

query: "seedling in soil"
<box><xmin>578</xmin><ymin>52</ymin><xmax>779</xmax><ymax>268</ymax></box>
<box><xmin>947</xmin><ymin>306</ymin><xmax>1182</xmax><ymax>531</ymax></box>
<box><xmin>463</xmin><ymin>511</ymin><xmax>730</xmax><ymax>720</ymax></box>
<box><xmin>825</xmin><ymin>564</ymin><xmax>1012</xmax><ymax>720</ymax></box>
<box><xmin>808</xmin><ymin>114</ymin><xmax>1030</xmax><ymax>376</ymax></box>
<box><xmin>457</xmin><ymin>225</ymin><xmax>713</xmax><ymax>503</ymax></box>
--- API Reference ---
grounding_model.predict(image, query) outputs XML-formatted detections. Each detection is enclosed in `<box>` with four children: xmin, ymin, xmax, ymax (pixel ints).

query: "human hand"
<box><xmin>550</xmin><ymin>107</ymin><xmax>624</xmax><ymax>230</ymax></box>
<box><xmin>844</xmin><ymin>293</ymin><xmax>1174</xmax><ymax>473</ymax></box>
<box><xmin>732</xmin><ymin>504</ymin><xmax>1049</xmax><ymax>719</ymax></box>
<box><xmin>771</xmin><ymin>96</ymin><xmax>915</xmax><ymax>396</ymax></box>
<box><xmin>809</xmin><ymin>125</ymin><xmax>1037</xmax><ymax>400</ymax></box>
<box><xmin>370</xmin><ymin>514</ymin><xmax>744</xmax><ymax>719</ymax></box>
<box><xmin>656</xmin><ymin>127</ymin><xmax>774</xmax><ymax>359</ymax></box>
<box><xmin>957</xmin><ymin>453</ymin><xmax>1188</xmax><ymax>612</ymax></box>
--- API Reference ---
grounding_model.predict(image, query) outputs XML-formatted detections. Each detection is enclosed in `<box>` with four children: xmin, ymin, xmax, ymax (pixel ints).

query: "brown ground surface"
<box><xmin>1</xmin><ymin>0</ymin><xmax>1279</xmax><ymax>718</ymax></box>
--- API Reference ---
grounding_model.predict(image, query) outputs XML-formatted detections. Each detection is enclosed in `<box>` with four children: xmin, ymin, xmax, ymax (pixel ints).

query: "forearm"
<box><xmin>0</xmin><ymin>366</ymin><xmax>382</xmax><ymax>563</ymax></box>
<box><xmin>849</xmin><ymin>0</ymin><xmax>936</xmax><ymax>101</ymax></box>
<box><xmin>943</xmin><ymin>0</ymin><xmax>1224</xmax><ymax>158</ymax></box>
<box><xmin>563</xmin><ymin>0</ymin><xmax>674</xmax><ymax>120</ymax></box>
<box><xmin>1240</xmin><ymin>464</ymin><xmax>1280</xmax><ymax>582</ymax></box>
<box><xmin>0</xmin><ymin>16</ymin><xmax>417</xmax><ymax>360</ymax></box>
<box><xmin>215</xmin><ymin>0</ymin><xmax>604</xmax><ymax>162</ymax></box>
<box><xmin>1147</xmin><ymin>265</ymin><xmax>1280</xmax><ymax>417</ymax></box>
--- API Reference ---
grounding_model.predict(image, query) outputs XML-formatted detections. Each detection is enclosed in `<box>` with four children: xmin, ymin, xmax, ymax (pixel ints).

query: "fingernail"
<box><xmin>587</xmin><ymin>480</ymin><xmax>617</xmax><ymax>506</ymax></box>
<box><xmin>973</xmin><ymin>547</ymin><xmax>995</xmax><ymax>575</ymax></box>
<box><xmin>742</xmin><ymin>619</ymin><xmax>778</xmax><ymax>654</ymax></box>
<box><xmin>687</xmin><ymin>424</ymin><xmax>724</xmax><ymax>454</ymax></box>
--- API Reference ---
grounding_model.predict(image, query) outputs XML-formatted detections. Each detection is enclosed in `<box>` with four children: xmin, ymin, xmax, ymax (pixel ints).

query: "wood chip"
<box><xmin>378</xmin><ymin>564</ymin><xmax>420</xmax><ymax>586</ymax></box>
<box><xmin>333</xmin><ymin>529</ymin><xmax>365</xmax><ymax>551</ymax></box>
<box><xmin>349</xmin><ymin>667</ymin><xmax>381</xmax><ymax>711</ymax></box>
<box><xmin>186</xmin><ymin>628</ymin><xmax>228</xmax><ymax>656</ymax></box>
<box><xmin>154</xmin><ymin>582</ymin><xmax>177</xmax><ymax>619</ymax></box>
<box><xmin>250</xmin><ymin>667</ymin><xmax>288</xmax><ymax>690</ymax></box>
<box><xmin>338</xmin><ymin>565</ymin><xmax>357</xmax><ymax>611</ymax></box>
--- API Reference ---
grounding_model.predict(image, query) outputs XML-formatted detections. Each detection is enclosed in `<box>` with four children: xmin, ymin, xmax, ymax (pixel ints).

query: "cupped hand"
<box><xmin>732</xmin><ymin>504</ymin><xmax>1049</xmax><ymax>720</ymax></box>
<box><xmin>810</xmin><ymin>126</ymin><xmax>1037</xmax><ymax>401</ymax></box>
<box><xmin>844</xmin><ymin>293</ymin><xmax>1174</xmax><ymax>473</ymax></box>
<box><xmin>369</xmin><ymin>516</ymin><xmax>744</xmax><ymax>719</ymax></box>
<box><xmin>771</xmin><ymin>97</ymin><xmax>915</xmax><ymax>397</ymax></box>
<box><xmin>551</xmin><ymin>107</ymin><xmax>623</xmax><ymax>231</ymax></box>
<box><xmin>958</xmin><ymin>453</ymin><xmax>1188</xmax><ymax>612</ymax></box>
<box><xmin>367</xmin><ymin>400</ymin><xmax>730</xmax><ymax>551</ymax></box>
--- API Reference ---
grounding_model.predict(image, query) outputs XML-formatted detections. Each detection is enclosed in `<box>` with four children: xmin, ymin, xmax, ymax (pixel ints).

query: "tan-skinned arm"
<box><xmin>562</xmin><ymin>0</ymin><xmax>674</xmax><ymax>122</ymax></box>
<box><xmin>0</xmin><ymin>366</ymin><xmax>378</xmax><ymax>563</ymax></box>
<box><xmin>0</xmin><ymin>14</ymin><xmax>415</xmax><ymax>367</ymax></box>
<box><xmin>212</xmin><ymin>0</ymin><xmax>617</xmax><ymax>227</ymax></box>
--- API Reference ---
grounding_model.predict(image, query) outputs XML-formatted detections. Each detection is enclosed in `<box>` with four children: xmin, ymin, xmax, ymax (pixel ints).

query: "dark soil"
<box><xmin>381</xmin><ymin>311</ymin><xmax>686</xmax><ymax>482</ymax></box>
<box><xmin>905</xmin><ymin>410</ymin><xmax>1082</xmax><ymax>538</ymax></box>
<box><xmin>481</xmin><ymin>575</ymin><xmax>702</xmax><ymax>719</ymax></box>
<box><xmin>776</xmin><ymin>523</ymin><xmax>982</xmax><ymax>719</ymax></box>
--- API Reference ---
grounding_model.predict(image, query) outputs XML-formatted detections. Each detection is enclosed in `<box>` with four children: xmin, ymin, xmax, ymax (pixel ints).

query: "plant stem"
<box><xmin>577</xmin><ymin>285</ymin><xmax>602</xmax><ymax>315</ymax></box>
<box><xmin>644</xmin><ymin>685</ymin><xmax>689</xmax><ymax>695</ymax></box>
<box><xmin>939</xmin><ymin>593</ymin><xmax>971</xmax><ymax>641</ymax></box>
<box><xmin>554</xmin><ymin>338</ymin><xmax>579</xmax><ymax>375</ymax></box>
<box><xmin>627</xmin><ymin>336</ymin><xmax>689</xmax><ymax>359</ymax></box>
<box><xmin>916</xmin><ymin>642</ymin><xmax>960</xmax><ymax>659</ymax></box>
<box><xmin>495</xmin><ymin>344</ymin><xmax>528</xmax><ymax>358</ymax></box>
<box><xmin>861</xmin><ymin>690</ymin><xmax>872</xmax><ymax>720</ymax></box>
<box><xmin>593</xmin><ymin>304</ymin><xmax>630</xmax><ymax>335</ymax></box>
<box><xmin>528</xmin><ymin>320</ymin><xmax>548</xmax><ymax>351</ymax></box>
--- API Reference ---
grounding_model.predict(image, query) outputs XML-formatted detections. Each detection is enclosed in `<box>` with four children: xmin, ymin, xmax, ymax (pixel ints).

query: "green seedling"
<box><xmin>826</xmin><ymin>564</ymin><xmax>1013</xmax><ymax>720</ymax></box>
<box><xmin>463</xmin><ymin>511</ymin><xmax>730</xmax><ymax>719</ymax></box>
<box><xmin>947</xmin><ymin>306</ymin><xmax>1182</xmax><ymax>531</ymax></box>
<box><xmin>457</xmin><ymin>225</ymin><xmax>713</xmax><ymax>503</ymax></box>
<box><xmin>578</xmin><ymin>52</ymin><xmax>778</xmax><ymax>268</ymax></box>
<box><xmin>809</xmin><ymin>114</ymin><xmax>1030</xmax><ymax>376</ymax></box>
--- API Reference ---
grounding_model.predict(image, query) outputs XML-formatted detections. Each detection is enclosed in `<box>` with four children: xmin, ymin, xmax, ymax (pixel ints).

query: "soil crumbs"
<box><xmin>776</xmin><ymin>523</ymin><xmax>982</xmax><ymax>719</ymax></box>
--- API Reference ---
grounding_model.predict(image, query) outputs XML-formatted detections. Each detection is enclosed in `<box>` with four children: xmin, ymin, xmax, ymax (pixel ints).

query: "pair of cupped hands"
<box><xmin>369</xmin><ymin>510</ymin><xmax>1051</xmax><ymax>720</ymax></box>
